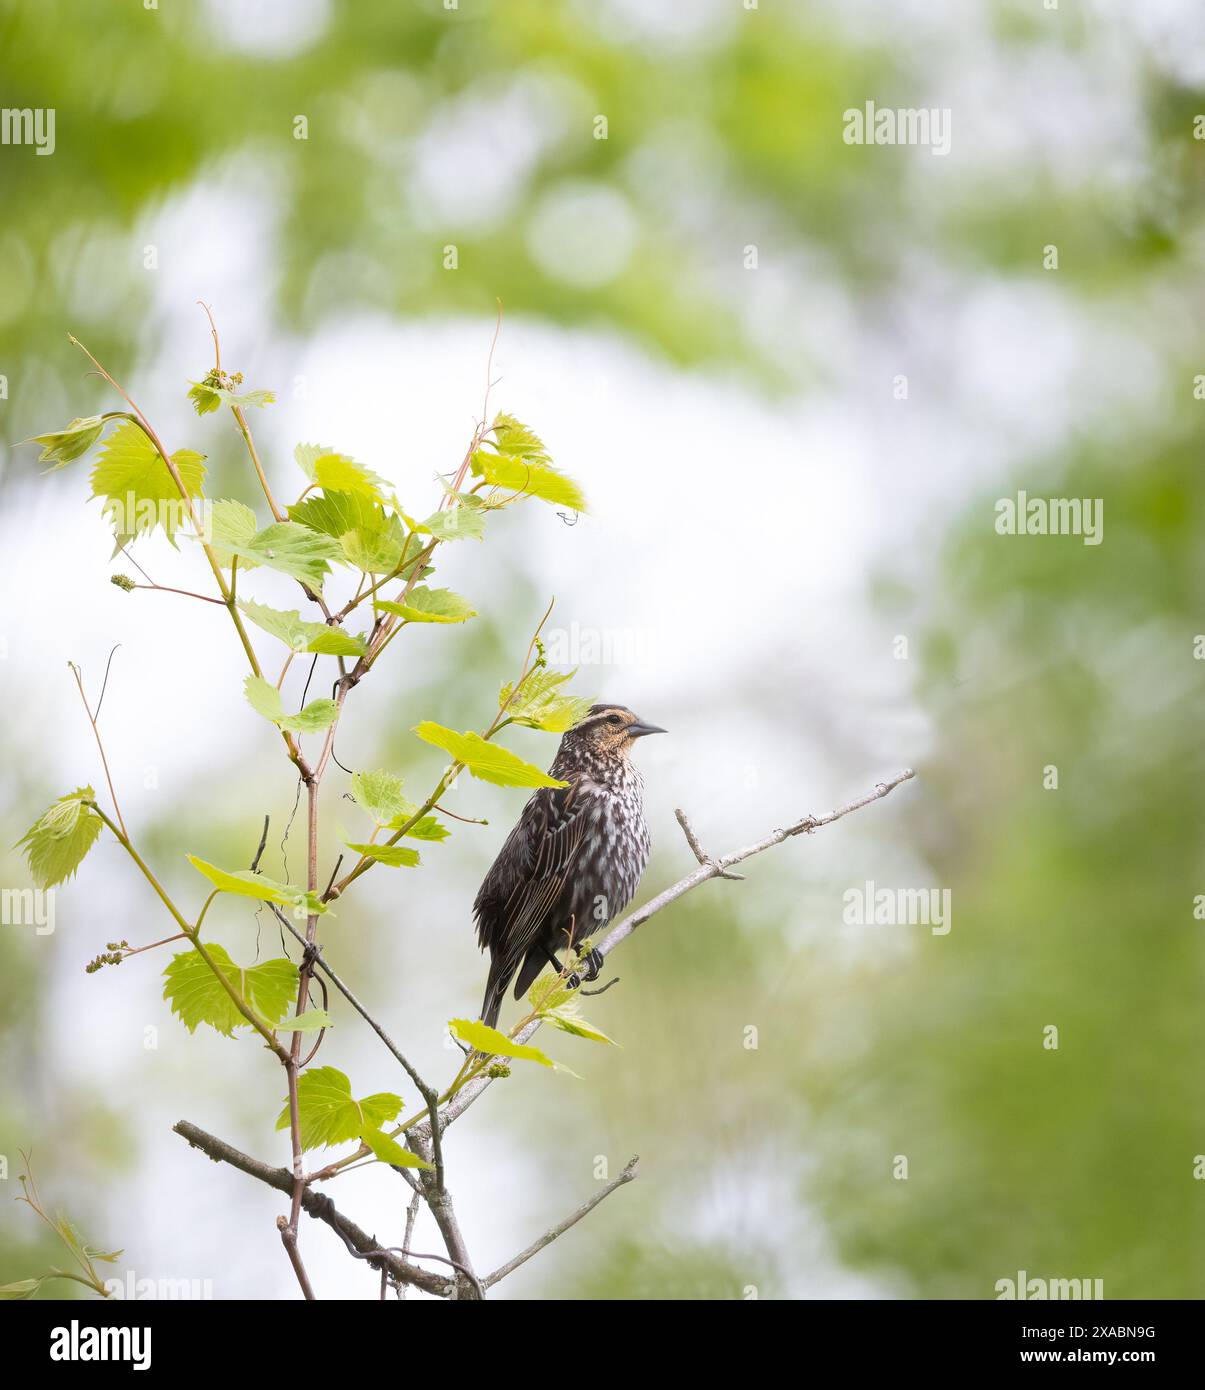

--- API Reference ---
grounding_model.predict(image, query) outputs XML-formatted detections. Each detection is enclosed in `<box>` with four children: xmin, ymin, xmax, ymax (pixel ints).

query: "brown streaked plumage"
<box><xmin>474</xmin><ymin>703</ymin><xmax>665</xmax><ymax>1028</ymax></box>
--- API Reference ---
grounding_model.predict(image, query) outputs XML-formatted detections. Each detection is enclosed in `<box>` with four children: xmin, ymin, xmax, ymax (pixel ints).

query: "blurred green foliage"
<box><xmin>2</xmin><ymin>0</ymin><xmax>1203</xmax><ymax>1300</ymax></box>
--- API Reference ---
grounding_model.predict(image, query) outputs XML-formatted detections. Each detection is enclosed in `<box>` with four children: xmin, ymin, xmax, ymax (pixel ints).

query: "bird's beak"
<box><xmin>626</xmin><ymin>720</ymin><xmax>666</xmax><ymax>740</ymax></box>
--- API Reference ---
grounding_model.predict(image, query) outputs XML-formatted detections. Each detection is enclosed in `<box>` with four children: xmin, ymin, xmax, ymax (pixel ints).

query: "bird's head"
<box><xmin>563</xmin><ymin>703</ymin><xmax>666</xmax><ymax>760</ymax></box>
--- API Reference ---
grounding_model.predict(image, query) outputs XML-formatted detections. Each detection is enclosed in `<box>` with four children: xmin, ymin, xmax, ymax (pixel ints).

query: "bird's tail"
<box><xmin>480</xmin><ymin>961</ymin><xmax>507</xmax><ymax>1030</ymax></box>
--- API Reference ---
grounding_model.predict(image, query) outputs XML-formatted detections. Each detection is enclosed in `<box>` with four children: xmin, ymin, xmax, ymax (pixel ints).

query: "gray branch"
<box><xmin>172</xmin><ymin>1120</ymin><xmax>452</xmax><ymax>1298</ymax></box>
<box><xmin>483</xmin><ymin>1156</ymin><xmax>639</xmax><ymax>1289</ymax></box>
<box><xmin>416</xmin><ymin>767</ymin><xmax>916</xmax><ymax>1138</ymax></box>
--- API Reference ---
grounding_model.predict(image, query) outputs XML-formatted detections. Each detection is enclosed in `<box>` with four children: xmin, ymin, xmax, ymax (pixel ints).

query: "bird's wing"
<box><xmin>474</xmin><ymin>775</ymin><xmax>597</xmax><ymax>969</ymax></box>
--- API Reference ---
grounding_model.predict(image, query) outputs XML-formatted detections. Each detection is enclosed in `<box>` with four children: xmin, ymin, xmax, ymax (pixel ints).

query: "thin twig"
<box><xmin>399</xmin><ymin>1190</ymin><xmax>421</xmax><ymax>1300</ymax></box>
<box><xmin>415</xmin><ymin>768</ymin><xmax>917</xmax><ymax>1140</ymax></box>
<box><xmin>483</xmin><ymin>1156</ymin><xmax>639</xmax><ymax>1289</ymax></box>
<box><xmin>69</xmin><ymin>655</ymin><xmax>127</xmax><ymax>839</ymax></box>
<box><xmin>675</xmin><ymin>808</ymin><xmax>745</xmax><ymax>880</ymax></box>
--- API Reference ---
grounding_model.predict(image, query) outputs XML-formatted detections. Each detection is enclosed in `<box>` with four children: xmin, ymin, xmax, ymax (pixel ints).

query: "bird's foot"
<box><xmin>581</xmin><ymin>947</ymin><xmax>604</xmax><ymax>983</ymax></box>
<box><xmin>565</xmin><ymin>971</ymin><xmax>582</xmax><ymax>991</ymax></box>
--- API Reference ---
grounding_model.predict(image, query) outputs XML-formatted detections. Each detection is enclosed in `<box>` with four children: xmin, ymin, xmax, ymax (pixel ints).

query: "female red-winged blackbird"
<box><xmin>474</xmin><ymin>703</ymin><xmax>665</xmax><ymax>1028</ymax></box>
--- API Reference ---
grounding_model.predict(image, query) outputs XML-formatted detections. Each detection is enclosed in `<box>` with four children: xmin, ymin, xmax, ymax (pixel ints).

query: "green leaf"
<box><xmin>448</xmin><ymin>1018</ymin><xmax>557</xmax><ymax>1067</ymax></box>
<box><xmin>412</xmin><ymin>723</ymin><xmax>565</xmax><ymax>788</ymax></box>
<box><xmin>289</xmin><ymin>490</ymin><xmax>387</xmax><ymax>538</ymax></box>
<box><xmin>163</xmin><ymin>944</ymin><xmax>298</xmax><ymax>1037</ymax></box>
<box><xmin>541</xmin><ymin>1003</ymin><xmax>618</xmax><ymax>1045</ymax></box>
<box><xmin>186</xmin><ymin>854</ymin><xmax>328</xmax><ymax>915</ymax></box>
<box><xmin>351</xmin><ymin>770</ymin><xmax>407</xmax><ymax>826</ymax></box>
<box><xmin>237</xmin><ymin>599</ymin><xmax>366</xmax><ymax>656</ymax></box>
<box><xmin>244</xmin><ymin>675</ymin><xmax>339</xmax><ymax>734</ymax></box>
<box><xmin>188</xmin><ymin>380</ymin><xmax>275</xmax><ymax>413</ymax></box>
<box><xmin>472</xmin><ymin>414</ymin><xmax>586</xmax><ymax>511</ymax></box>
<box><xmin>187</xmin><ymin>382</ymin><xmax>221</xmax><ymax>416</ymax></box>
<box><xmin>209</xmin><ymin>507</ymin><xmax>343</xmax><ymax>588</ymax></box>
<box><xmin>500</xmin><ymin>667</ymin><xmax>593</xmax><ymax>733</ymax></box>
<box><xmin>377</xmin><ymin>796</ymin><xmax>451</xmax><ymax>841</ymax></box>
<box><xmin>275</xmin><ymin>1066</ymin><xmax>402</xmax><ymax>1151</ymax></box>
<box><xmin>396</xmin><ymin>814</ymin><xmax>450</xmax><ymax>842</ymax></box>
<box><xmin>422</xmin><ymin>496</ymin><xmax>486</xmax><ymax>541</ymax></box>
<box><xmin>313</xmin><ymin>451</ymin><xmax>388</xmax><ymax>502</ymax></box>
<box><xmin>90</xmin><ymin>422</ymin><xmax>207</xmax><ymax>548</ymax></box>
<box><xmin>340</xmin><ymin>521</ymin><xmax>406</xmax><ymax>574</ymax></box>
<box><xmin>344</xmin><ymin>841</ymin><xmax>421</xmax><ymax>868</ymax></box>
<box><xmin>0</xmin><ymin>1279</ymin><xmax>43</xmax><ymax>1300</ymax></box>
<box><xmin>375</xmin><ymin>587</ymin><xmax>476</xmax><ymax>624</ymax></box>
<box><xmin>293</xmin><ymin>442</ymin><xmax>330</xmax><ymax>481</ymax></box>
<box><xmin>247</xmin><ymin>521</ymin><xmax>345</xmax><ymax>588</ymax></box>
<box><xmin>208</xmin><ymin>498</ymin><xmax>261</xmax><ymax>571</ymax></box>
<box><xmin>17</xmin><ymin>787</ymin><xmax>104</xmax><ymax>889</ymax></box>
<box><xmin>360</xmin><ymin>1127</ymin><xmax>433</xmax><ymax>1170</ymax></box>
<box><xmin>471</xmin><ymin>449</ymin><xmax>586</xmax><ymax>512</ymax></box>
<box><xmin>27</xmin><ymin>414</ymin><xmax>108</xmax><ymax>468</ymax></box>
<box><xmin>288</xmin><ymin>492</ymin><xmax>415</xmax><ymax>575</ymax></box>
<box><xmin>491</xmin><ymin>414</ymin><xmax>551</xmax><ymax>460</ymax></box>
<box><xmin>272</xmin><ymin>1009</ymin><xmax>334</xmax><ymax>1033</ymax></box>
<box><xmin>527</xmin><ymin>976</ymin><xmax>575</xmax><ymax>1012</ymax></box>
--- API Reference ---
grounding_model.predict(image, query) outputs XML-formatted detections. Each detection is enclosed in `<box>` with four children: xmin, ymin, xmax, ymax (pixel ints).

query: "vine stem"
<box><xmin>67</xmin><ymin>335</ymin><xmax>311</xmax><ymax>780</ymax></box>
<box><xmin>86</xmin><ymin>805</ymin><xmax>289</xmax><ymax>1060</ymax></box>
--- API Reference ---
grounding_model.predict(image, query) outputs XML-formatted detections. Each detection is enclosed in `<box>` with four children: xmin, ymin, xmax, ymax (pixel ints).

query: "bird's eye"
<box><xmin>608</xmin><ymin>714</ymin><xmax>623</xmax><ymax>726</ymax></box>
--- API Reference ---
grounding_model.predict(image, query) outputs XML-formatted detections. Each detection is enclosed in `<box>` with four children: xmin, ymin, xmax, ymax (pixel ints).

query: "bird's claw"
<box><xmin>565</xmin><ymin>971</ymin><xmax>582</xmax><ymax>991</ymax></box>
<box><xmin>582</xmin><ymin>947</ymin><xmax>604</xmax><ymax>983</ymax></box>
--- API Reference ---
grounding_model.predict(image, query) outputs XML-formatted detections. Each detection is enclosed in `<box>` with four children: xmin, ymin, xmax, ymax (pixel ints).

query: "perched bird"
<box><xmin>474</xmin><ymin>703</ymin><xmax>665</xmax><ymax>1028</ymax></box>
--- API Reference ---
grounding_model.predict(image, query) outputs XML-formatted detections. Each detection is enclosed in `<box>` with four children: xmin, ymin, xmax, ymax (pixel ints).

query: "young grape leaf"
<box><xmin>0</xmin><ymin>1279</ymin><xmax>44</xmax><ymax>1300</ymax></box>
<box><xmin>394</xmin><ymin>814</ymin><xmax>450</xmax><ymax>842</ymax></box>
<box><xmin>289</xmin><ymin>490</ymin><xmax>387</xmax><ymax>538</ymax></box>
<box><xmin>188</xmin><ymin>381</ymin><xmax>275</xmax><ymax>414</ymax></box>
<box><xmin>274</xmin><ymin>1066</ymin><xmax>402</xmax><ymax>1151</ymax></box>
<box><xmin>209</xmin><ymin>509</ymin><xmax>343</xmax><ymax>588</ymax></box>
<box><xmin>448</xmin><ymin>1018</ymin><xmax>556</xmax><ymax>1067</ymax></box>
<box><xmin>293</xmin><ymin>442</ymin><xmax>332</xmax><ymax>481</ymax></box>
<box><xmin>237</xmin><ymin>599</ymin><xmax>366</xmax><ymax>657</ymax></box>
<box><xmin>312</xmin><ymin>452</ymin><xmax>388</xmax><ymax>502</ymax></box>
<box><xmin>90</xmin><ymin>422</ymin><xmax>207</xmax><ymax>547</ymax></box>
<box><xmin>541</xmin><ymin>1003</ymin><xmax>618</xmax><ymax>1045</ymax></box>
<box><xmin>527</xmin><ymin>977</ymin><xmax>575</xmax><ymax>1012</ymax></box>
<box><xmin>244</xmin><ymin>675</ymin><xmax>339</xmax><ymax>734</ymax></box>
<box><xmin>375</xmin><ymin>587</ymin><xmax>476</xmax><ymax>624</ymax></box>
<box><xmin>500</xmin><ymin>667</ymin><xmax>593</xmax><ymax>732</ymax></box>
<box><xmin>344</xmin><ymin>841</ymin><xmax>421</xmax><ymax>868</ymax></box>
<box><xmin>208</xmin><ymin>498</ymin><xmax>261</xmax><ymax>571</ymax></box>
<box><xmin>360</xmin><ymin>1127</ymin><xmax>432</xmax><ymax>1170</ymax></box>
<box><xmin>163</xmin><ymin>944</ymin><xmax>298</xmax><ymax>1036</ymax></box>
<box><xmin>186</xmin><ymin>854</ymin><xmax>328</xmax><ymax>915</ymax></box>
<box><xmin>27</xmin><ymin>414</ymin><xmax>109</xmax><ymax>469</ymax></box>
<box><xmin>471</xmin><ymin>414</ymin><xmax>586</xmax><ymax>511</ymax></box>
<box><xmin>422</xmin><ymin>496</ymin><xmax>486</xmax><ymax>541</ymax></box>
<box><xmin>471</xmin><ymin>450</ymin><xmax>586</xmax><ymax>512</ymax></box>
<box><xmin>272</xmin><ymin>1009</ymin><xmax>334</xmax><ymax>1033</ymax></box>
<box><xmin>17</xmin><ymin>787</ymin><xmax>104</xmax><ymax>889</ymax></box>
<box><xmin>351</xmin><ymin>770</ymin><xmax>407</xmax><ymax>825</ymax></box>
<box><xmin>289</xmin><ymin>492</ymin><xmax>411</xmax><ymax>575</ymax></box>
<box><xmin>341</xmin><ymin>522</ymin><xmax>406</xmax><ymax>574</ymax></box>
<box><xmin>412</xmin><ymin>723</ymin><xmax>565</xmax><ymax>788</ymax></box>
<box><xmin>378</xmin><ymin>796</ymin><xmax>450</xmax><ymax>840</ymax></box>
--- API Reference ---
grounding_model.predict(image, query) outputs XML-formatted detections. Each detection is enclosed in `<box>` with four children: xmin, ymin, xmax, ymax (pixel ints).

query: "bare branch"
<box><xmin>483</xmin><ymin>1156</ymin><xmax>639</xmax><ymax>1289</ymax></box>
<box><xmin>675</xmin><ymin>808</ymin><xmax>745</xmax><ymax>880</ymax></box>
<box><xmin>416</xmin><ymin>767</ymin><xmax>916</xmax><ymax>1138</ymax></box>
<box><xmin>172</xmin><ymin>1121</ymin><xmax>452</xmax><ymax>1298</ymax></box>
